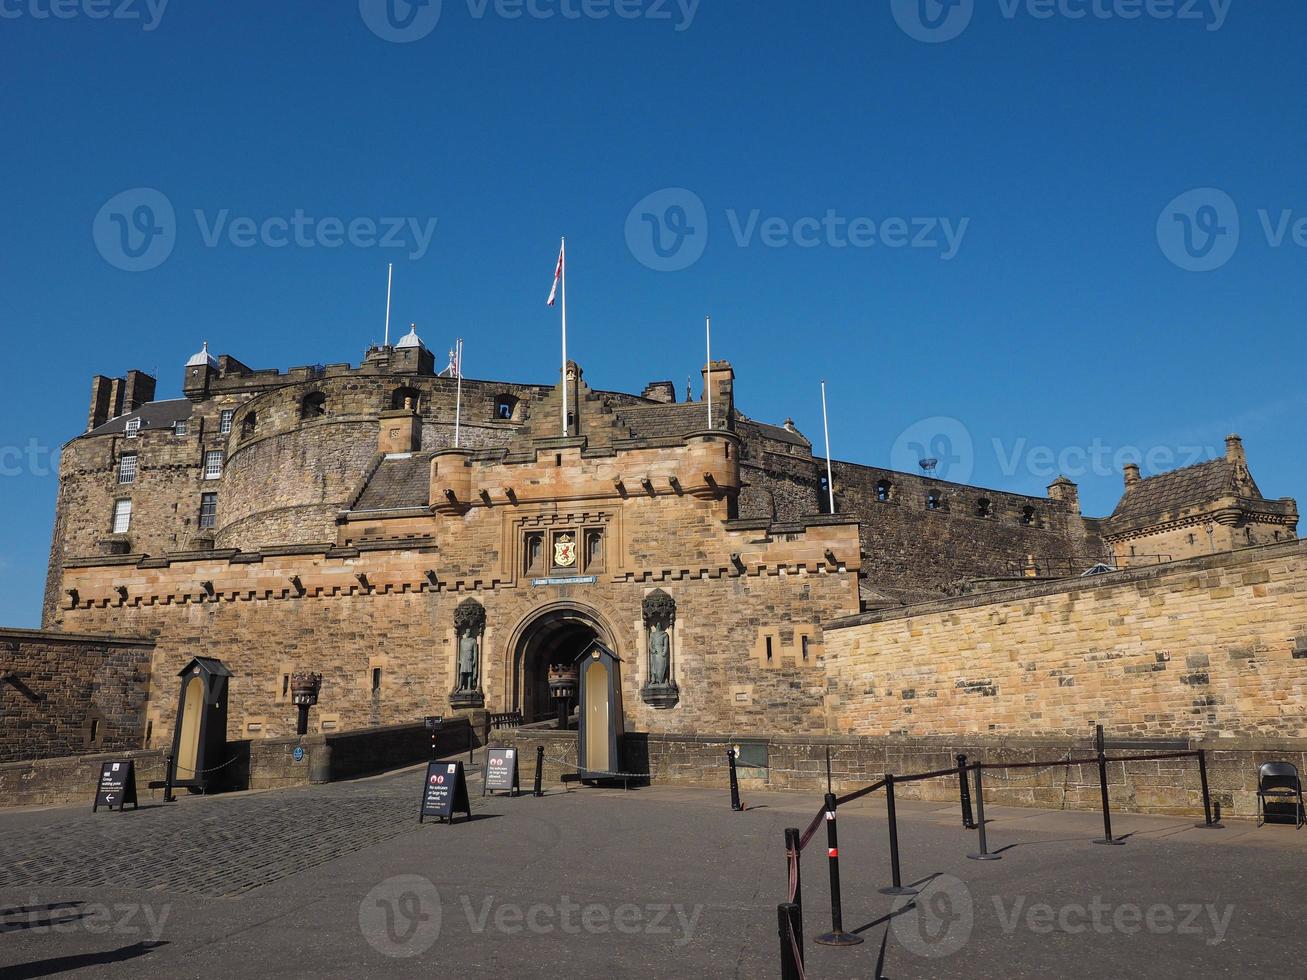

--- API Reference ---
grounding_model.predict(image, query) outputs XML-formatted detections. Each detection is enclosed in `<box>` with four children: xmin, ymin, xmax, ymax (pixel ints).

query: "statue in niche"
<box><xmin>641</xmin><ymin>589</ymin><xmax>679</xmax><ymax>708</ymax></box>
<box><xmin>451</xmin><ymin>599</ymin><xmax>486</xmax><ymax>705</ymax></box>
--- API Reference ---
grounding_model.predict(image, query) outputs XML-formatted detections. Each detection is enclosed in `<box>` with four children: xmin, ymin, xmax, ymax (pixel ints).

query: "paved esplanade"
<box><xmin>2</xmin><ymin>755</ymin><xmax>1305</xmax><ymax>978</ymax></box>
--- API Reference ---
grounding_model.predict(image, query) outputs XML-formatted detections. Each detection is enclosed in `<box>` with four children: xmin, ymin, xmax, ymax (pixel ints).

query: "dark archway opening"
<box><xmin>516</xmin><ymin>610</ymin><xmax>605</xmax><ymax>724</ymax></box>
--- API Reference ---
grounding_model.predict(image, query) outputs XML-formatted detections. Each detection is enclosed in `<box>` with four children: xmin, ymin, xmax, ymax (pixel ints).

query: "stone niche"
<box><xmin>640</xmin><ymin>589</ymin><xmax>679</xmax><ymax>709</ymax></box>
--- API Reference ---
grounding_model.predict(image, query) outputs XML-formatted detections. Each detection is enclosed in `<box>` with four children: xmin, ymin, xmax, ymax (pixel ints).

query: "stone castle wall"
<box><xmin>0</xmin><ymin>628</ymin><xmax>153</xmax><ymax>763</ymax></box>
<box><xmin>823</xmin><ymin>538</ymin><xmax>1307</xmax><ymax>740</ymax></box>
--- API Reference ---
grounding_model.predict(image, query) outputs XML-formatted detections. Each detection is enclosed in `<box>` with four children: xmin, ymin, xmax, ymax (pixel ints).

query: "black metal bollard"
<box><xmin>727</xmin><ymin>748</ymin><xmax>743</xmax><ymax>811</ymax></box>
<box><xmin>1094</xmin><ymin>729</ymin><xmax>1124</xmax><ymax>846</ymax></box>
<box><xmin>814</xmin><ymin>792</ymin><xmax>862</xmax><ymax>946</ymax></box>
<box><xmin>468</xmin><ymin>727</ymin><xmax>475</xmax><ymax>767</ymax></box>
<box><xmin>163</xmin><ymin>753</ymin><xmax>176</xmax><ymax>803</ymax></box>
<box><xmin>430</xmin><ymin>729</ymin><xmax>439</xmax><ymax>760</ymax></box>
<box><xmin>957</xmin><ymin>753</ymin><xmax>976</xmax><ymax>830</ymax></box>
<box><xmin>879</xmin><ymin>774</ymin><xmax>917</xmax><ymax>896</ymax></box>
<box><xmin>777</xmin><ymin>903</ymin><xmax>803</xmax><ymax>980</ymax></box>
<box><xmin>1194</xmin><ymin>749</ymin><xmax>1224</xmax><ymax>829</ymax></box>
<box><xmin>967</xmin><ymin>764</ymin><xmax>1001</xmax><ymax>861</ymax></box>
<box><xmin>532</xmin><ymin>745</ymin><xmax>544</xmax><ymax>797</ymax></box>
<box><xmin>784</xmin><ymin>827</ymin><xmax>804</xmax><ymax>964</ymax></box>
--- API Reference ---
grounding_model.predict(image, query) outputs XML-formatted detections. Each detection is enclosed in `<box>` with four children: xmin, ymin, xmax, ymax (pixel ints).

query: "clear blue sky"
<box><xmin>1</xmin><ymin>1</ymin><xmax>1303</xmax><ymax>627</ymax></box>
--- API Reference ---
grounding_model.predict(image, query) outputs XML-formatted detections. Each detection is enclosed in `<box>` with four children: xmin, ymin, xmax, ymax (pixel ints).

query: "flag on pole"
<box><xmin>547</xmin><ymin>243</ymin><xmax>564</xmax><ymax>306</ymax></box>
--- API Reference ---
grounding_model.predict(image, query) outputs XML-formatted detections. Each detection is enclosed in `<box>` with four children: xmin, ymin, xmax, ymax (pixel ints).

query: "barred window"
<box><xmin>219</xmin><ymin>410</ymin><xmax>234</xmax><ymax>434</ymax></box>
<box><xmin>112</xmin><ymin>499</ymin><xmax>132</xmax><ymax>534</ymax></box>
<box><xmin>199</xmin><ymin>492</ymin><xmax>218</xmax><ymax>529</ymax></box>
<box><xmin>117</xmin><ymin>453</ymin><xmax>138</xmax><ymax>484</ymax></box>
<box><xmin>203</xmin><ymin>450</ymin><xmax>224</xmax><ymax>480</ymax></box>
<box><xmin>125</xmin><ymin>419</ymin><xmax>141</xmax><ymax>439</ymax></box>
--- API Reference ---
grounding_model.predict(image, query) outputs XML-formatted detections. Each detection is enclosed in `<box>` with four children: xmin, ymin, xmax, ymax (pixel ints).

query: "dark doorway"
<box><xmin>515</xmin><ymin>607</ymin><xmax>609</xmax><ymax>723</ymax></box>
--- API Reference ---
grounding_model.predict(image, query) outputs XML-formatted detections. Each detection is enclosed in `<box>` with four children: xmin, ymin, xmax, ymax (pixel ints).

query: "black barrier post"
<box><xmin>879</xmin><ymin>774</ymin><xmax>917</xmax><ymax>896</ymax></box>
<box><xmin>163</xmin><ymin>753</ymin><xmax>176</xmax><ymax>803</ymax></box>
<box><xmin>825</xmin><ymin>744</ymin><xmax>833</xmax><ymax>794</ymax></box>
<box><xmin>1093</xmin><ymin>725</ymin><xmax>1124</xmax><ymax>845</ymax></box>
<box><xmin>468</xmin><ymin>727</ymin><xmax>475</xmax><ymax>767</ymax></box>
<box><xmin>778</xmin><ymin>904</ymin><xmax>802</xmax><ymax>980</ymax></box>
<box><xmin>533</xmin><ymin>745</ymin><xmax>545</xmax><ymax>797</ymax></box>
<box><xmin>727</xmin><ymin>748</ymin><xmax>743</xmax><ymax>811</ymax></box>
<box><xmin>814</xmin><ymin>792</ymin><xmax>863</xmax><ymax>947</ymax></box>
<box><xmin>1194</xmin><ymin>749</ymin><xmax>1224</xmax><ymax>829</ymax></box>
<box><xmin>784</xmin><ymin>827</ymin><xmax>804</xmax><ymax>963</ymax></box>
<box><xmin>957</xmin><ymin>753</ymin><xmax>976</xmax><ymax>830</ymax></box>
<box><xmin>967</xmin><ymin>764</ymin><xmax>1001</xmax><ymax>861</ymax></box>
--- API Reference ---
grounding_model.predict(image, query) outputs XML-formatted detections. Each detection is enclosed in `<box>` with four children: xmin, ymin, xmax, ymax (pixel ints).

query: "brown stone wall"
<box><xmin>0</xmin><ymin>628</ymin><xmax>153</xmax><ymax>762</ymax></box>
<box><xmin>823</xmin><ymin>539</ymin><xmax>1307</xmax><ymax>740</ymax></box>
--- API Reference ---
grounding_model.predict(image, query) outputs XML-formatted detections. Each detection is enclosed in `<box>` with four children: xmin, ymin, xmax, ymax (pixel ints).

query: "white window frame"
<box><xmin>199</xmin><ymin>492</ymin><xmax>218</xmax><ymax>529</ymax></box>
<box><xmin>203</xmin><ymin>450</ymin><xmax>224</xmax><ymax>480</ymax></box>
<box><xmin>173</xmin><ymin>420</ymin><xmax>188</xmax><ymax>437</ymax></box>
<box><xmin>219</xmin><ymin>410</ymin><xmax>234</xmax><ymax>435</ymax></box>
<box><xmin>117</xmin><ymin>453</ymin><xmax>138</xmax><ymax>484</ymax></box>
<box><xmin>125</xmin><ymin>419</ymin><xmax>141</xmax><ymax>439</ymax></box>
<box><xmin>112</xmin><ymin>498</ymin><xmax>132</xmax><ymax>534</ymax></box>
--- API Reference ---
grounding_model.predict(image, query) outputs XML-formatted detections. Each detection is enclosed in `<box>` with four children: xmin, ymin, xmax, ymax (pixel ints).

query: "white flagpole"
<box><xmin>821</xmin><ymin>379</ymin><xmax>835</xmax><ymax>514</ymax></box>
<box><xmin>454</xmin><ymin>338</ymin><xmax>464</xmax><ymax>449</ymax></box>
<box><xmin>705</xmin><ymin>314</ymin><xmax>712</xmax><ymax>429</ymax></box>
<box><xmin>384</xmin><ymin>262</ymin><xmax>393</xmax><ymax>347</ymax></box>
<box><xmin>560</xmin><ymin>237</ymin><xmax>568</xmax><ymax>436</ymax></box>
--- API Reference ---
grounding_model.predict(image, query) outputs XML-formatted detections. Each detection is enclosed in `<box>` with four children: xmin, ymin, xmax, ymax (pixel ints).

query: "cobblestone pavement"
<box><xmin>0</xmin><ymin>763</ymin><xmax>478</xmax><ymax>898</ymax></box>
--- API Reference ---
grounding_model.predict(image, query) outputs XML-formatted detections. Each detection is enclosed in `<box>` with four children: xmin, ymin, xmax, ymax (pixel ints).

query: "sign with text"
<box><xmin>419</xmin><ymin>761</ymin><xmax>471</xmax><ymax>825</ymax></box>
<box><xmin>93</xmin><ymin>760</ymin><xmax>138</xmax><ymax>813</ymax></box>
<box><xmin>483</xmin><ymin>748</ymin><xmax>519</xmax><ymax>797</ymax></box>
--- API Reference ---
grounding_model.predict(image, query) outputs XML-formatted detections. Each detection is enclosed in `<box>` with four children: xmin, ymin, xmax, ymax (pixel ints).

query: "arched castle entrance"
<box><xmin>507</xmin><ymin>602</ymin><xmax>618</xmax><ymax>723</ymax></box>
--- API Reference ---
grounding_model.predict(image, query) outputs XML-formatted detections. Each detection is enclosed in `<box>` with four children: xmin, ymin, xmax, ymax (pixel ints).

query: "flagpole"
<box><xmin>705</xmin><ymin>314</ymin><xmax>712</xmax><ymax>429</ymax></box>
<box><xmin>384</xmin><ymin>262</ymin><xmax>393</xmax><ymax>347</ymax></box>
<box><xmin>560</xmin><ymin>236</ymin><xmax>568</xmax><ymax>436</ymax></box>
<box><xmin>454</xmin><ymin>338</ymin><xmax>464</xmax><ymax>449</ymax></box>
<box><xmin>821</xmin><ymin>379</ymin><xmax>836</xmax><ymax>514</ymax></box>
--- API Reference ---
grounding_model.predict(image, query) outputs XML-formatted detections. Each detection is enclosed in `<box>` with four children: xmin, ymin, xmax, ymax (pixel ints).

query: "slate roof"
<box><xmin>87</xmin><ymin>399</ymin><xmax>193</xmax><ymax>437</ymax></box>
<box><xmin>738</xmin><ymin>416</ymin><xmax>810</xmax><ymax>449</ymax></box>
<box><xmin>610</xmin><ymin>402</ymin><xmax>707</xmax><ymax>441</ymax></box>
<box><xmin>1109</xmin><ymin>458</ymin><xmax>1256</xmax><ymax>522</ymax></box>
<box><xmin>352</xmin><ymin>453</ymin><xmax>432</xmax><ymax>511</ymax></box>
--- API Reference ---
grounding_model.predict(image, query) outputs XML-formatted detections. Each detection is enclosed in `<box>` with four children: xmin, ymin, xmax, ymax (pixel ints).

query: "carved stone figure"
<box><xmin>648</xmin><ymin>623</ymin><xmax>671</xmax><ymax>685</ymax></box>
<box><xmin>452</xmin><ymin>598</ymin><xmax>486</xmax><ymax>694</ymax></box>
<box><xmin>641</xmin><ymin>590</ymin><xmax>677</xmax><ymax>707</ymax></box>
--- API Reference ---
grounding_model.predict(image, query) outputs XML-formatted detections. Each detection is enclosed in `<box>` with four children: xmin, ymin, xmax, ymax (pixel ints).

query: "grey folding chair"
<box><xmin>1257</xmin><ymin>762</ymin><xmax>1305</xmax><ymax>828</ymax></box>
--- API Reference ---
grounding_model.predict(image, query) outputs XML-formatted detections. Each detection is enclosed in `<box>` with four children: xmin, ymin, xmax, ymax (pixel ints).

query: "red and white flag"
<box><xmin>546</xmin><ymin>241</ymin><xmax>564</xmax><ymax>306</ymax></box>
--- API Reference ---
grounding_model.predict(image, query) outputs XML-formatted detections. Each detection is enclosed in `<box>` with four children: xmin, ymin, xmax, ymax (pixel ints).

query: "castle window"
<box><xmin>199</xmin><ymin>492</ymin><xmax>218</xmax><ymax>530</ymax></box>
<box><xmin>876</xmin><ymin>480</ymin><xmax>892</xmax><ymax>503</ymax></box>
<box><xmin>117</xmin><ymin>453</ymin><xmax>137</xmax><ymax>484</ymax></box>
<box><xmin>173</xmin><ymin>420</ymin><xmax>189</xmax><ymax>436</ymax></box>
<box><xmin>240</xmin><ymin>412</ymin><xmax>256</xmax><ymax>441</ymax></box>
<box><xmin>801</xmin><ymin>636</ymin><xmax>810</xmax><ymax>661</ymax></box>
<box><xmin>765</xmin><ymin>636</ymin><xmax>773</xmax><ymax>662</ymax></box>
<box><xmin>495</xmin><ymin>394</ymin><xmax>518</xmax><ymax>420</ymax></box>
<box><xmin>111</xmin><ymin>499</ymin><xmax>132</xmax><ymax>534</ymax></box>
<box><xmin>219</xmin><ymin>410</ymin><xmax>234</xmax><ymax>434</ymax></box>
<box><xmin>125</xmin><ymin>419</ymin><xmax>140</xmax><ymax>439</ymax></box>
<box><xmin>927</xmin><ymin>492</ymin><xmax>941</xmax><ymax>511</ymax></box>
<box><xmin>584</xmin><ymin>528</ymin><xmax>605</xmax><ymax>571</ymax></box>
<box><xmin>1187</xmin><ymin>533</ymin><xmax>1196</xmax><ymax>546</ymax></box>
<box><xmin>89</xmin><ymin>719</ymin><xmax>99</xmax><ymax>743</ymax></box>
<box><xmin>977</xmin><ymin>498</ymin><xmax>992</xmax><ymax>518</ymax></box>
<box><xmin>1245</xmin><ymin>528</ymin><xmax>1254</xmax><ymax>543</ymax></box>
<box><xmin>1021</xmin><ymin>505</ymin><xmax>1035</xmax><ymax>526</ymax></box>
<box><xmin>203</xmin><ymin>450</ymin><xmax>224</xmax><ymax>480</ymax></box>
<box><xmin>524</xmin><ymin>532</ymin><xmax>544</xmax><ymax>574</ymax></box>
<box><xmin>391</xmin><ymin>387</ymin><xmax>421</xmax><ymax>411</ymax></box>
<box><xmin>302</xmin><ymin>392</ymin><xmax>327</xmax><ymax>419</ymax></box>
<box><xmin>371</xmin><ymin>667</ymin><xmax>382</xmax><ymax>694</ymax></box>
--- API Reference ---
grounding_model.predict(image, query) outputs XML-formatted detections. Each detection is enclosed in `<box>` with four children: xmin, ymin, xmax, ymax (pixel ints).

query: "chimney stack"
<box><xmin>1123</xmin><ymin>463</ymin><xmax>1141</xmax><ymax>488</ymax></box>
<box><xmin>1047</xmin><ymin>475</ymin><xmax>1080</xmax><ymax>514</ymax></box>
<box><xmin>1225</xmin><ymin>434</ymin><xmax>1246</xmax><ymax>466</ymax></box>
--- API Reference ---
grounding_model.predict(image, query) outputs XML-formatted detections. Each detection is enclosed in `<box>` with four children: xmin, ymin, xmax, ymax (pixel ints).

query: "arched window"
<box><xmin>875</xmin><ymin>479</ymin><xmax>892</xmax><ymax>503</ymax></box>
<box><xmin>301</xmin><ymin>392</ymin><xmax>327</xmax><ymax>419</ymax></box>
<box><xmin>926</xmin><ymin>491</ymin><xmax>941</xmax><ymax>511</ymax></box>
<box><xmin>391</xmin><ymin>387</ymin><xmax>421</xmax><ymax>411</ymax></box>
<box><xmin>1021</xmin><ymin>505</ymin><xmax>1035</xmax><ymax>526</ymax></box>
<box><xmin>977</xmin><ymin>498</ymin><xmax>992</xmax><ymax>518</ymax></box>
